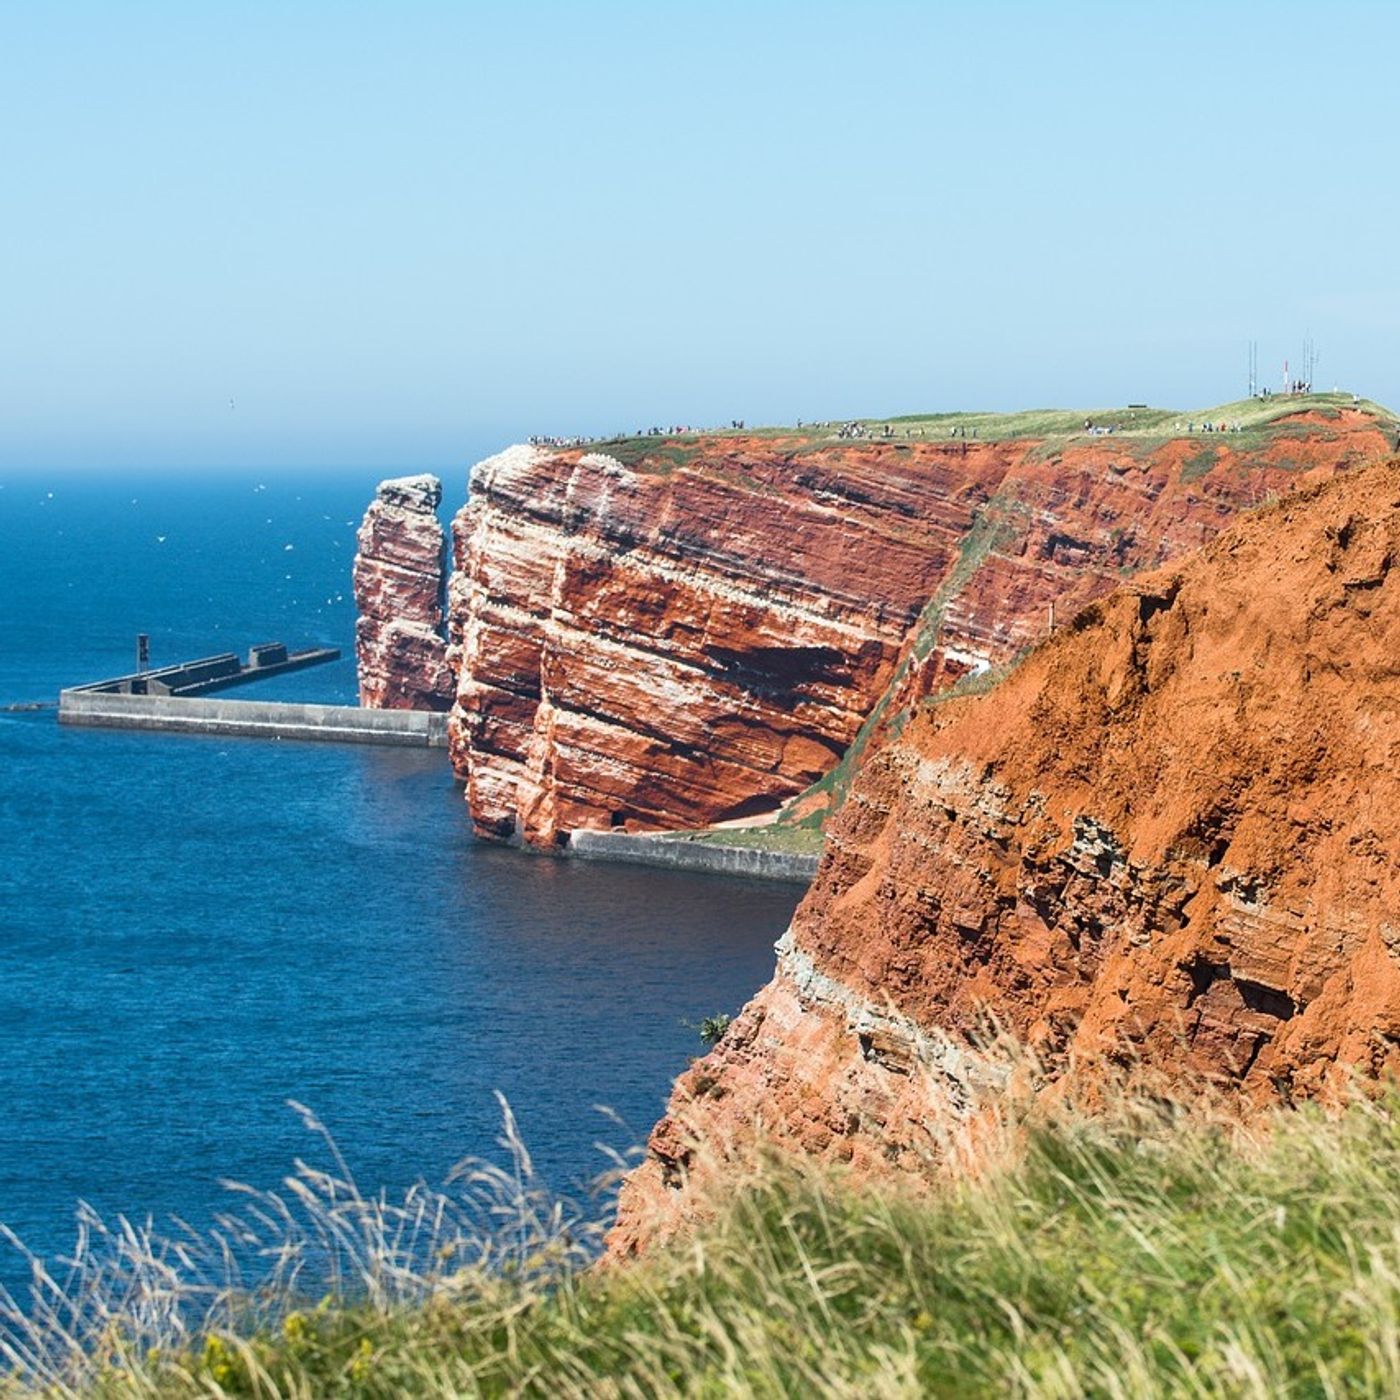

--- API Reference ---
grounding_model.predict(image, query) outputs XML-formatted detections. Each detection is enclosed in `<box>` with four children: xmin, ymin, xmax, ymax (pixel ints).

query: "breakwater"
<box><xmin>58</xmin><ymin>690</ymin><xmax>449</xmax><ymax>747</ymax></box>
<box><xmin>568</xmin><ymin>829</ymin><xmax>818</xmax><ymax>884</ymax></box>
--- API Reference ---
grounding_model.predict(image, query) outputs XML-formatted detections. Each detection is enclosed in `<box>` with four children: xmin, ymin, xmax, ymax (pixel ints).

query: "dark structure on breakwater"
<box><xmin>67</xmin><ymin>642</ymin><xmax>340</xmax><ymax>699</ymax></box>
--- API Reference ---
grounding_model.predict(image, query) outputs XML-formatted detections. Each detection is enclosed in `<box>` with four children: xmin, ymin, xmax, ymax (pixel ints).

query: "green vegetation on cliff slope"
<box><xmin>667</xmin><ymin>391</ymin><xmax>1399</xmax><ymax>856</ymax></box>
<box><xmin>872</xmin><ymin>391</ymin><xmax>1397</xmax><ymax>443</ymax></box>
<box><xmin>592</xmin><ymin>392</ymin><xmax>1398</xmax><ymax>473</ymax></box>
<box><xmin>11</xmin><ymin>1087</ymin><xmax>1400</xmax><ymax>1396</ymax></box>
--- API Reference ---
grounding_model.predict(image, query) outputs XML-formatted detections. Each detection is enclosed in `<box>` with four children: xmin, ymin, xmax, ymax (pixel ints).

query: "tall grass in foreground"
<box><xmin>7</xmin><ymin>1083</ymin><xmax>1400</xmax><ymax>1397</ymax></box>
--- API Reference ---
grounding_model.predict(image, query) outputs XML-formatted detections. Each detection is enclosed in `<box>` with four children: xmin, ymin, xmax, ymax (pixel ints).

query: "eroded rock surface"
<box><xmin>353</xmin><ymin>474</ymin><xmax>453</xmax><ymax>710</ymax></box>
<box><xmin>611</xmin><ymin>457</ymin><xmax>1400</xmax><ymax>1254</ymax></box>
<box><xmin>445</xmin><ymin>412</ymin><xmax>1391</xmax><ymax>843</ymax></box>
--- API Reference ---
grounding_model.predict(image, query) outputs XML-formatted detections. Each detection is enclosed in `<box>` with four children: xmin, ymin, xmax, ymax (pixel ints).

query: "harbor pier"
<box><xmin>57</xmin><ymin>640</ymin><xmax>450</xmax><ymax>748</ymax></box>
<box><xmin>58</xmin><ymin>690</ymin><xmax>449</xmax><ymax>747</ymax></box>
<box><xmin>66</xmin><ymin>642</ymin><xmax>341</xmax><ymax>699</ymax></box>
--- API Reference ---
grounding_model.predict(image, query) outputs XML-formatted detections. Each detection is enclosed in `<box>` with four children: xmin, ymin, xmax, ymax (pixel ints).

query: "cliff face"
<box><xmin>446</xmin><ymin>440</ymin><xmax>1008</xmax><ymax>842</ymax></box>
<box><xmin>610</xmin><ymin>457</ymin><xmax>1400</xmax><ymax>1254</ymax></box>
<box><xmin>353</xmin><ymin>474</ymin><xmax>454</xmax><ymax>711</ymax></box>
<box><xmin>444</xmin><ymin>407</ymin><xmax>1392</xmax><ymax>843</ymax></box>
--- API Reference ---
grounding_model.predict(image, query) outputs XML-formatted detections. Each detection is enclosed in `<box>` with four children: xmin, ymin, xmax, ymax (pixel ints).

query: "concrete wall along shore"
<box><xmin>58</xmin><ymin>690</ymin><xmax>449</xmax><ymax>747</ymax></box>
<box><xmin>58</xmin><ymin>692</ymin><xmax>815</xmax><ymax>879</ymax></box>
<box><xmin>568</xmin><ymin>829</ymin><xmax>819</xmax><ymax>885</ymax></box>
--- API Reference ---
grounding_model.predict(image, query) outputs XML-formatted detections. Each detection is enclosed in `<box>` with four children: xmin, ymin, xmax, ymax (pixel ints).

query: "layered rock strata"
<box><xmin>353</xmin><ymin>474</ymin><xmax>454</xmax><ymax>710</ymax></box>
<box><xmin>445</xmin><ymin>410</ymin><xmax>1392</xmax><ymax>843</ymax></box>
<box><xmin>611</xmin><ymin>457</ymin><xmax>1400</xmax><ymax>1254</ymax></box>
<box><xmin>447</xmin><ymin>441</ymin><xmax>1007</xmax><ymax>842</ymax></box>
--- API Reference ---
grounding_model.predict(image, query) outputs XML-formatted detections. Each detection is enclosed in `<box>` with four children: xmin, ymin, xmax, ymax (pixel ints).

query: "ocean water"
<box><xmin>0</xmin><ymin>470</ymin><xmax>800</xmax><ymax>1291</ymax></box>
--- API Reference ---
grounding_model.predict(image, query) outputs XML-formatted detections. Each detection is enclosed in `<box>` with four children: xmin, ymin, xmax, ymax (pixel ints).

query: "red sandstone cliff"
<box><xmin>610</xmin><ymin>457</ymin><xmax>1400</xmax><ymax>1254</ymax></box>
<box><xmin>444</xmin><ymin>407</ymin><xmax>1393</xmax><ymax>843</ymax></box>
<box><xmin>446</xmin><ymin>440</ymin><xmax>1003</xmax><ymax>842</ymax></box>
<box><xmin>353</xmin><ymin>474</ymin><xmax>454</xmax><ymax>710</ymax></box>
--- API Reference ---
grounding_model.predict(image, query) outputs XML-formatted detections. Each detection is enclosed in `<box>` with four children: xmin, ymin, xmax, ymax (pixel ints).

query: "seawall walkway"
<box><xmin>58</xmin><ymin>691</ymin><xmax>449</xmax><ymax>748</ymax></box>
<box><xmin>568</xmin><ymin>829</ymin><xmax>818</xmax><ymax>885</ymax></box>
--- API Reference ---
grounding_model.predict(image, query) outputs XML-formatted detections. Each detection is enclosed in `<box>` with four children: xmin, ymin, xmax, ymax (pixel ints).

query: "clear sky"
<box><xmin>3</xmin><ymin>1</ymin><xmax>1397</xmax><ymax>471</ymax></box>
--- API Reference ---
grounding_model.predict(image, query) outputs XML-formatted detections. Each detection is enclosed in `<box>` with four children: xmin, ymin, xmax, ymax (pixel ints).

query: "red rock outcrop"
<box><xmin>610</xmin><ymin>457</ymin><xmax>1400</xmax><ymax>1254</ymax></box>
<box><xmin>445</xmin><ymin>409</ymin><xmax>1393</xmax><ymax>843</ymax></box>
<box><xmin>447</xmin><ymin>440</ymin><xmax>1008</xmax><ymax>842</ymax></box>
<box><xmin>353</xmin><ymin>474</ymin><xmax>454</xmax><ymax>710</ymax></box>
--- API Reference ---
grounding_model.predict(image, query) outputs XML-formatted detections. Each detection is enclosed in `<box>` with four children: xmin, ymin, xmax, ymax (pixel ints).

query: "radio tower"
<box><xmin>1248</xmin><ymin>340</ymin><xmax>1258</xmax><ymax>398</ymax></box>
<box><xmin>1301</xmin><ymin>334</ymin><xmax>1318</xmax><ymax>392</ymax></box>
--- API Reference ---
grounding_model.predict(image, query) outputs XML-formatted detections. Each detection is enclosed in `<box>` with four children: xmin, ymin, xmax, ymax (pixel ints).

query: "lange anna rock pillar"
<box><xmin>352</xmin><ymin>474</ymin><xmax>455</xmax><ymax>710</ymax></box>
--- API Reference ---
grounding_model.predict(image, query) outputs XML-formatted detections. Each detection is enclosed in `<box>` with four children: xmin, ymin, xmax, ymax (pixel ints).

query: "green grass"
<box><xmin>587</xmin><ymin>434</ymin><xmax>709</xmax><ymax>473</ymax></box>
<box><xmin>581</xmin><ymin>394</ymin><xmax>1398</xmax><ymax>483</ymax></box>
<box><xmin>878</xmin><ymin>404</ymin><xmax>1179</xmax><ymax>439</ymax></box>
<box><xmin>861</xmin><ymin>392</ymin><xmax>1397</xmax><ymax>444</ymax></box>
<box><xmin>1179</xmin><ymin>443</ymin><xmax>1222</xmax><ymax>483</ymax></box>
<box><xmin>577</xmin><ymin>394</ymin><xmax>1398</xmax><ymax>477</ymax></box>
<box><xmin>24</xmin><ymin>1084</ymin><xmax>1400</xmax><ymax>1396</ymax></box>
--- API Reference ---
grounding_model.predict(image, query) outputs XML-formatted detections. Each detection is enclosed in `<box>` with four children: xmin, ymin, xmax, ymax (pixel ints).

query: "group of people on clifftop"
<box><xmin>527</xmin><ymin>419</ymin><xmax>747</xmax><ymax>450</ymax></box>
<box><xmin>527</xmin><ymin>433</ymin><xmax>600</xmax><ymax>449</ymax></box>
<box><xmin>835</xmin><ymin>421</ymin><xmax>935</xmax><ymax>440</ymax></box>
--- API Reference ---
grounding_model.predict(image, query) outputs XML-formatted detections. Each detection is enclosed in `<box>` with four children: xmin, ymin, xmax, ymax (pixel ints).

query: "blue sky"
<box><xmin>3</xmin><ymin>1</ymin><xmax>1397</xmax><ymax>470</ymax></box>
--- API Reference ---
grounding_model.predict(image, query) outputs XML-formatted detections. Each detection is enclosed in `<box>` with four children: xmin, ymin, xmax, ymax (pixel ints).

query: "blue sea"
<box><xmin>0</xmin><ymin>469</ymin><xmax>799</xmax><ymax>1293</ymax></box>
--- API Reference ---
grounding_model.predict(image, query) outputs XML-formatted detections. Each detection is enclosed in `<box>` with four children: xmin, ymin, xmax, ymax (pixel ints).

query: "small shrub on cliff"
<box><xmin>697</xmin><ymin>1013</ymin><xmax>731</xmax><ymax>1046</ymax></box>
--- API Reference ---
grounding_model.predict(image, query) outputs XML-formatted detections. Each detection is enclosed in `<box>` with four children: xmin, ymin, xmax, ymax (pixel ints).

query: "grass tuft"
<box><xmin>7</xmin><ymin>1077</ymin><xmax>1400</xmax><ymax>1394</ymax></box>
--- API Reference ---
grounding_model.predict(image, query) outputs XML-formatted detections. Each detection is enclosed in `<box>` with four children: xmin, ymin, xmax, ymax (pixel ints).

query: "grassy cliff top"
<box><xmin>587</xmin><ymin>392</ymin><xmax>1397</xmax><ymax>468</ymax></box>
<box><xmin>875</xmin><ymin>391</ymin><xmax>1397</xmax><ymax>440</ymax></box>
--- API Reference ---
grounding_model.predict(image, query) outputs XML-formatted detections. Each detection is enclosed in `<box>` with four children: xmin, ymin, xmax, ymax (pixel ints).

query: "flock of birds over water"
<box><xmin>8</xmin><ymin>478</ymin><xmax>355</xmax><ymax>618</ymax></box>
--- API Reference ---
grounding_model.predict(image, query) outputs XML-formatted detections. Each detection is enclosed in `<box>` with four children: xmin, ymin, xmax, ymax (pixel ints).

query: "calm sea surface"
<box><xmin>0</xmin><ymin>469</ymin><xmax>799</xmax><ymax>1290</ymax></box>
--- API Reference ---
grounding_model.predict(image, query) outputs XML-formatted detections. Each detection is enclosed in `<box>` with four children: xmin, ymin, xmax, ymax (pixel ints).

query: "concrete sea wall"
<box><xmin>568</xmin><ymin>829</ymin><xmax>818</xmax><ymax>884</ymax></box>
<box><xmin>58</xmin><ymin>691</ymin><xmax>450</xmax><ymax>747</ymax></box>
<box><xmin>58</xmin><ymin>694</ymin><xmax>815</xmax><ymax>879</ymax></box>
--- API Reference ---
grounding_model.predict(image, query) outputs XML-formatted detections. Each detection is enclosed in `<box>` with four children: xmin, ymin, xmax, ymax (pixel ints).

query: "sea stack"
<box><xmin>350</xmin><ymin>405</ymin><xmax>1395</xmax><ymax>845</ymax></box>
<box><xmin>352</xmin><ymin>473</ymin><xmax>454</xmax><ymax>710</ymax></box>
